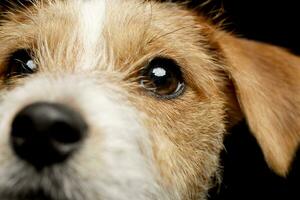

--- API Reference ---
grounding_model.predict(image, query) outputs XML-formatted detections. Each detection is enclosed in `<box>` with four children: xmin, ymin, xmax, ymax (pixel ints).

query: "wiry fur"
<box><xmin>0</xmin><ymin>74</ymin><xmax>167</xmax><ymax>200</ymax></box>
<box><xmin>0</xmin><ymin>0</ymin><xmax>300</xmax><ymax>200</ymax></box>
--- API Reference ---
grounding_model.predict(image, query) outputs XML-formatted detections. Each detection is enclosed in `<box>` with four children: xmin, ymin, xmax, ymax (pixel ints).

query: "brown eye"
<box><xmin>140</xmin><ymin>57</ymin><xmax>185</xmax><ymax>99</ymax></box>
<box><xmin>6</xmin><ymin>49</ymin><xmax>38</xmax><ymax>78</ymax></box>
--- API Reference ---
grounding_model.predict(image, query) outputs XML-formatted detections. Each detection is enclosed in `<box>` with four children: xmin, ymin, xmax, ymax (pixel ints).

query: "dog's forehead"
<box><xmin>1</xmin><ymin>0</ymin><xmax>212</xmax><ymax>73</ymax></box>
<box><xmin>63</xmin><ymin>0</ymin><xmax>204</xmax><ymax>62</ymax></box>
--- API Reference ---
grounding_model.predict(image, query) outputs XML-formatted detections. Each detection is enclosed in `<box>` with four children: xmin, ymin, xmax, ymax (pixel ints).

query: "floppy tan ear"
<box><xmin>219</xmin><ymin>33</ymin><xmax>300</xmax><ymax>176</ymax></box>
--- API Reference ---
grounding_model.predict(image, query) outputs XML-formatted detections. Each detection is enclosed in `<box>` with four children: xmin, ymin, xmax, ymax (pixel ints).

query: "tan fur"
<box><xmin>219</xmin><ymin>33</ymin><xmax>300</xmax><ymax>176</ymax></box>
<box><xmin>0</xmin><ymin>0</ymin><xmax>299</xmax><ymax>199</ymax></box>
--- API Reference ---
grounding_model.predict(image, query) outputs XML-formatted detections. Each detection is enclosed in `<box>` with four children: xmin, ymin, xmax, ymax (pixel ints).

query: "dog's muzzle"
<box><xmin>0</xmin><ymin>76</ymin><xmax>165</xmax><ymax>200</ymax></box>
<box><xmin>10</xmin><ymin>102</ymin><xmax>88</xmax><ymax>170</ymax></box>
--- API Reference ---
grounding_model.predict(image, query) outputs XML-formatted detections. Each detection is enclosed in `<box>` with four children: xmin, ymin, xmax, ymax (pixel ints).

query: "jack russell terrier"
<box><xmin>0</xmin><ymin>0</ymin><xmax>299</xmax><ymax>199</ymax></box>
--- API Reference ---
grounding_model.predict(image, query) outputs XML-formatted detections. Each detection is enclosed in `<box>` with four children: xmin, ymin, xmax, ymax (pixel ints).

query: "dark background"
<box><xmin>184</xmin><ymin>0</ymin><xmax>300</xmax><ymax>199</ymax></box>
<box><xmin>188</xmin><ymin>0</ymin><xmax>300</xmax><ymax>54</ymax></box>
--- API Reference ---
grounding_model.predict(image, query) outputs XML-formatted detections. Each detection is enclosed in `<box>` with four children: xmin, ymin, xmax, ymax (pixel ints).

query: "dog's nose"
<box><xmin>10</xmin><ymin>102</ymin><xmax>87</xmax><ymax>170</ymax></box>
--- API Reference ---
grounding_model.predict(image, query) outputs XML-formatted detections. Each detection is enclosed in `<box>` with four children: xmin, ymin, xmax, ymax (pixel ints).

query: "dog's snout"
<box><xmin>10</xmin><ymin>102</ymin><xmax>88</xmax><ymax>170</ymax></box>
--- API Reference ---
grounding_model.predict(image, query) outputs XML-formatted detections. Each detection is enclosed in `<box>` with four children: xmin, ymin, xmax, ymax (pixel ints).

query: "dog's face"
<box><xmin>0</xmin><ymin>0</ymin><xmax>300</xmax><ymax>200</ymax></box>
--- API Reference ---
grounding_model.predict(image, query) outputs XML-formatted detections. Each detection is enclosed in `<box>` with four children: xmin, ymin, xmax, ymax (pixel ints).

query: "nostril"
<box><xmin>10</xmin><ymin>102</ymin><xmax>88</xmax><ymax>170</ymax></box>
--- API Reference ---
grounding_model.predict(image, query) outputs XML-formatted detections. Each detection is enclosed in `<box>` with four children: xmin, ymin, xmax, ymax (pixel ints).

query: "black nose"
<box><xmin>10</xmin><ymin>102</ymin><xmax>87</xmax><ymax>170</ymax></box>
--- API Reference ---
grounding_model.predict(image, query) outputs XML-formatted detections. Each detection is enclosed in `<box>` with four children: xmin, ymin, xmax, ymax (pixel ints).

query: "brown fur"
<box><xmin>0</xmin><ymin>0</ymin><xmax>299</xmax><ymax>199</ymax></box>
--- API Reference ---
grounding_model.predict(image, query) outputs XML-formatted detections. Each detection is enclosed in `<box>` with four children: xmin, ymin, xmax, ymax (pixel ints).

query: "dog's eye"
<box><xmin>6</xmin><ymin>49</ymin><xmax>38</xmax><ymax>78</ymax></box>
<box><xmin>140</xmin><ymin>57</ymin><xmax>185</xmax><ymax>99</ymax></box>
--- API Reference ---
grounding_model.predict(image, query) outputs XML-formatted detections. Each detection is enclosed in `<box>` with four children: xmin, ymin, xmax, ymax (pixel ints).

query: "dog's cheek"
<box><xmin>131</xmin><ymin>89</ymin><xmax>226</xmax><ymax>199</ymax></box>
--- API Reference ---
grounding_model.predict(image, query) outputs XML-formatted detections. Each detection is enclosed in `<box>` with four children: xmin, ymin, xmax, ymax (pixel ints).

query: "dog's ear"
<box><xmin>219</xmin><ymin>33</ymin><xmax>300</xmax><ymax>176</ymax></box>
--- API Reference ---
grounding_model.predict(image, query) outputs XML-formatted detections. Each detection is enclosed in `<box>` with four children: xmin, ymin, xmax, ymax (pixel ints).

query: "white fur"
<box><xmin>0</xmin><ymin>75</ymin><xmax>168</xmax><ymax>200</ymax></box>
<box><xmin>77</xmin><ymin>0</ymin><xmax>107</xmax><ymax>70</ymax></box>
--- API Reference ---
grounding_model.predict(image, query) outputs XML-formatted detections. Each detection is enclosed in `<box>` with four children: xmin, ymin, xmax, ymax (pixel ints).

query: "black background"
<box><xmin>187</xmin><ymin>0</ymin><xmax>300</xmax><ymax>54</ymax></box>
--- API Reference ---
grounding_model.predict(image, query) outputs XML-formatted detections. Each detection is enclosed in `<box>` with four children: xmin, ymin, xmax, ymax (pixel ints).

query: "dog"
<box><xmin>0</xmin><ymin>0</ymin><xmax>299</xmax><ymax>199</ymax></box>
